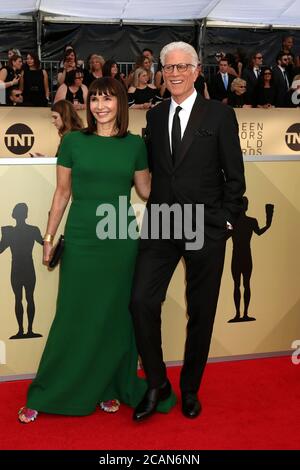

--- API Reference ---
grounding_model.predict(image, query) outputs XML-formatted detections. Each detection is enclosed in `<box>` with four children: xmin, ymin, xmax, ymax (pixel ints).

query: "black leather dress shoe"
<box><xmin>181</xmin><ymin>393</ymin><xmax>201</xmax><ymax>418</ymax></box>
<box><xmin>133</xmin><ymin>380</ymin><xmax>171</xmax><ymax>421</ymax></box>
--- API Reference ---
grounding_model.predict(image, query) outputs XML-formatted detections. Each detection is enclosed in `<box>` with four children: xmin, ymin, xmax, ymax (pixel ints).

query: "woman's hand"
<box><xmin>12</xmin><ymin>76</ymin><xmax>20</xmax><ymax>86</ymax></box>
<box><xmin>30</xmin><ymin>152</ymin><xmax>45</xmax><ymax>157</ymax></box>
<box><xmin>43</xmin><ymin>241</ymin><xmax>53</xmax><ymax>266</ymax></box>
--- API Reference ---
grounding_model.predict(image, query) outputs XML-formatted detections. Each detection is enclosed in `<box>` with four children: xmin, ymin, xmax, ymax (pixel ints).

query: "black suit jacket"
<box><xmin>144</xmin><ymin>94</ymin><xmax>246</xmax><ymax>240</ymax></box>
<box><xmin>242</xmin><ymin>67</ymin><xmax>262</xmax><ymax>102</ymax></box>
<box><xmin>272</xmin><ymin>65</ymin><xmax>290</xmax><ymax>107</ymax></box>
<box><xmin>210</xmin><ymin>73</ymin><xmax>236</xmax><ymax>101</ymax></box>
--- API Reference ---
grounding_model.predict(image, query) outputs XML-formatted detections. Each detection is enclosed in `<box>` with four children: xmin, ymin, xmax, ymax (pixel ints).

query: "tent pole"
<box><xmin>36</xmin><ymin>10</ymin><xmax>42</xmax><ymax>60</ymax></box>
<box><xmin>197</xmin><ymin>18</ymin><xmax>207</xmax><ymax>63</ymax></box>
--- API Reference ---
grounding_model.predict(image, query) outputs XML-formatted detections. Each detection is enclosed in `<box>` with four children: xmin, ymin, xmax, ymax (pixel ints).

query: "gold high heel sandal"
<box><xmin>18</xmin><ymin>406</ymin><xmax>38</xmax><ymax>423</ymax></box>
<box><xmin>99</xmin><ymin>399</ymin><xmax>120</xmax><ymax>413</ymax></box>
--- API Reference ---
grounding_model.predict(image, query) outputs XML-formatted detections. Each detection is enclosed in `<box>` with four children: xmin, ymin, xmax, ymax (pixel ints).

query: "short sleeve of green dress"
<box><xmin>56</xmin><ymin>133</ymin><xmax>73</xmax><ymax>168</ymax></box>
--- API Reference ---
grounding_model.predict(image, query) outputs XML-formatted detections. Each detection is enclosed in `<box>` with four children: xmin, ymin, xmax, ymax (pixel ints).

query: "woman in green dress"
<box><xmin>18</xmin><ymin>77</ymin><xmax>176</xmax><ymax>423</ymax></box>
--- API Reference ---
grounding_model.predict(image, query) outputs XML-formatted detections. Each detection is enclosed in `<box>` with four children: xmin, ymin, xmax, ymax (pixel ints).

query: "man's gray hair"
<box><xmin>160</xmin><ymin>42</ymin><xmax>199</xmax><ymax>67</ymax></box>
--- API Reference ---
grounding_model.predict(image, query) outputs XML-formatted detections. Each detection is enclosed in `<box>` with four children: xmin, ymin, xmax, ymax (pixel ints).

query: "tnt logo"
<box><xmin>0</xmin><ymin>340</ymin><xmax>6</xmax><ymax>365</ymax></box>
<box><xmin>285</xmin><ymin>123</ymin><xmax>300</xmax><ymax>151</ymax></box>
<box><xmin>4</xmin><ymin>123</ymin><xmax>35</xmax><ymax>155</ymax></box>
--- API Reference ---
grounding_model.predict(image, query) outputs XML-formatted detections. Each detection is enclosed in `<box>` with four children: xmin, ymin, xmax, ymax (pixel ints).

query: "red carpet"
<box><xmin>1</xmin><ymin>356</ymin><xmax>299</xmax><ymax>450</ymax></box>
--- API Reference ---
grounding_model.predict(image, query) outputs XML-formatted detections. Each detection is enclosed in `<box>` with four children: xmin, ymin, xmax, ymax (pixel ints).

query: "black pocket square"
<box><xmin>195</xmin><ymin>129</ymin><xmax>214</xmax><ymax>137</ymax></box>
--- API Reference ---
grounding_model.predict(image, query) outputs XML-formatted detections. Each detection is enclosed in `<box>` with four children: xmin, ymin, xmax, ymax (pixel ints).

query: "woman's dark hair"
<box><xmin>84</xmin><ymin>77</ymin><xmax>128</xmax><ymax>137</ymax></box>
<box><xmin>27</xmin><ymin>52</ymin><xmax>41</xmax><ymax>69</ymax></box>
<box><xmin>63</xmin><ymin>49</ymin><xmax>78</xmax><ymax>64</ymax></box>
<box><xmin>51</xmin><ymin>99</ymin><xmax>83</xmax><ymax>137</ymax></box>
<box><xmin>8</xmin><ymin>54</ymin><xmax>22</xmax><ymax>68</ymax></box>
<box><xmin>102</xmin><ymin>60</ymin><xmax>118</xmax><ymax>78</ymax></box>
<box><xmin>65</xmin><ymin>68</ymin><xmax>83</xmax><ymax>87</ymax></box>
<box><xmin>259</xmin><ymin>67</ymin><xmax>273</xmax><ymax>86</ymax></box>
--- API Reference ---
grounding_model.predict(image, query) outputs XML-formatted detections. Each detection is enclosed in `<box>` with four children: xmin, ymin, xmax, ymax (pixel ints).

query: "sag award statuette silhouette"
<box><xmin>228</xmin><ymin>197</ymin><xmax>274</xmax><ymax>322</ymax></box>
<box><xmin>0</xmin><ymin>203</ymin><xmax>43</xmax><ymax>339</ymax></box>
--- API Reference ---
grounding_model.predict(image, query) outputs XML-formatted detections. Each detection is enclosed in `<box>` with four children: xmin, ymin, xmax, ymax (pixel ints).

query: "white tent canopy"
<box><xmin>1</xmin><ymin>0</ymin><xmax>300</xmax><ymax>27</ymax></box>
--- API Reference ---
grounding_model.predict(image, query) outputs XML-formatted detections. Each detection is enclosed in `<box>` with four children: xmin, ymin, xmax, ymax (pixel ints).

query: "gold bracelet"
<box><xmin>43</xmin><ymin>233</ymin><xmax>54</xmax><ymax>243</ymax></box>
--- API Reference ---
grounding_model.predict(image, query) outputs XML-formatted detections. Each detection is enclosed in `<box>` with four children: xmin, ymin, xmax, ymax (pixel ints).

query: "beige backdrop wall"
<box><xmin>0</xmin><ymin>108</ymin><xmax>299</xmax><ymax>380</ymax></box>
<box><xmin>1</xmin><ymin>107</ymin><xmax>300</xmax><ymax>158</ymax></box>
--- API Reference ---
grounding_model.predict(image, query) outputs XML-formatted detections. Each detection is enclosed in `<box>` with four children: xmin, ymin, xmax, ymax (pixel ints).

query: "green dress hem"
<box><xmin>27</xmin><ymin>390</ymin><xmax>177</xmax><ymax>416</ymax></box>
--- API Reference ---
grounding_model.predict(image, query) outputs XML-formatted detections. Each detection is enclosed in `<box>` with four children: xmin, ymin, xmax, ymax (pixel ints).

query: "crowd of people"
<box><xmin>210</xmin><ymin>45</ymin><xmax>300</xmax><ymax>108</ymax></box>
<box><xmin>1</xmin><ymin>35</ymin><xmax>300</xmax><ymax>109</ymax></box>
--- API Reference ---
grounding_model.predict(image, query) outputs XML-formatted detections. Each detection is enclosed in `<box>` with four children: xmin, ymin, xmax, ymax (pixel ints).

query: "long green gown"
<box><xmin>26</xmin><ymin>131</ymin><xmax>176</xmax><ymax>416</ymax></box>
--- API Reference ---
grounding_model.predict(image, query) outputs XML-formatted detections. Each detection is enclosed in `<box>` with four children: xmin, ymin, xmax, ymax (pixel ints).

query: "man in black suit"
<box><xmin>130</xmin><ymin>42</ymin><xmax>245</xmax><ymax>421</ymax></box>
<box><xmin>272</xmin><ymin>52</ymin><xmax>290</xmax><ymax>107</ymax></box>
<box><xmin>242</xmin><ymin>51</ymin><xmax>264</xmax><ymax>104</ymax></box>
<box><xmin>210</xmin><ymin>57</ymin><xmax>236</xmax><ymax>103</ymax></box>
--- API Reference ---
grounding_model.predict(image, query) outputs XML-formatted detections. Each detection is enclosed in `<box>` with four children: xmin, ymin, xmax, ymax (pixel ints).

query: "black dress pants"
<box><xmin>130</xmin><ymin>236</ymin><xmax>226</xmax><ymax>393</ymax></box>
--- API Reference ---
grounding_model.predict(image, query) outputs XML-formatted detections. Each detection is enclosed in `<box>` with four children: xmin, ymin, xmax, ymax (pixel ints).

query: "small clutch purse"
<box><xmin>49</xmin><ymin>235</ymin><xmax>65</xmax><ymax>268</ymax></box>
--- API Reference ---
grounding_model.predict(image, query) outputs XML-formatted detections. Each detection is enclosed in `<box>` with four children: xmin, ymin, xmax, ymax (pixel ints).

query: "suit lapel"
<box><xmin>159</xmin><ymin>99</ymin><xmax>173</xmax><ymax>170</ymax></box>
<box><xmin>174</xmin><ymin>94</ymin><xmax>209</xmax><ymax>170</ymax></box>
